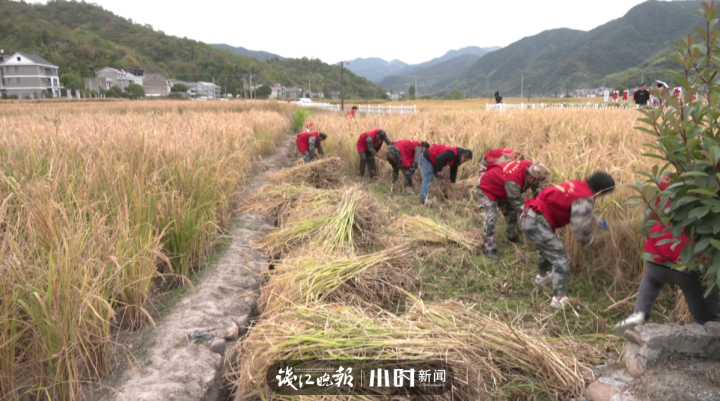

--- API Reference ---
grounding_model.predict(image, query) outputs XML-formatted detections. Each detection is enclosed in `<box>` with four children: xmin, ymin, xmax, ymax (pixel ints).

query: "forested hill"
<box><xmin>0</xmin><ymin>0</ymin><xmax>385</xmax><ymax>98</ymax></box>
<box><xmin>453</xmin><ymin>0</ymin><xmax>706</xmax><ymax>96</ymax></box>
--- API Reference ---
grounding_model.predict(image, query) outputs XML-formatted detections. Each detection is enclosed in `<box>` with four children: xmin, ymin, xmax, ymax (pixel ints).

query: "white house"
<box><xmin>96</xmin><ymin>67</ymin><xmax>140</xmax><ymax>92</ymax></box>
<box><xmin>0</xmin><ymin>52</ymin><xmax>63</xmax><ymax>98</ymax></box>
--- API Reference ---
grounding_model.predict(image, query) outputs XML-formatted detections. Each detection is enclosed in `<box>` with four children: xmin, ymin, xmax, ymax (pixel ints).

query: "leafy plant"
<box><xmin>292</xmin><ymin>108</ymin><xmax>310</xmax><ymax>134</ymax></box>
<box><xmin>633</xmin><ymin>1</ymin><xmax>720</xmax><ymax>293</ymax></box>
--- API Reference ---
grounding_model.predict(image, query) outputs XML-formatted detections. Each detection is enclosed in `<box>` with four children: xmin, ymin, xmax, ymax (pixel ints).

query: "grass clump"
<box><xmin>390</xmin><ymin>215</ymin><xmax>481</xmax><ymax>251</ymax></box>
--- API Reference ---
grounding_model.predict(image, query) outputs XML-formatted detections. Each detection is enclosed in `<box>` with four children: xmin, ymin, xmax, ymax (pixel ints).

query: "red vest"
<box><xmin>428</xmin><ymin>144</ymin><xmax>457</xmax><ymax>169</ymax></box>
<box><xmin>479</xmin><ymin>160</ymin><xmax>532</xmax><ymax>201</ymax></box>
<box><xmin>347</xmin><ymin>109</ymin><xmax>356</xmax><ymax>118</ymax></box>
<box><xmin>357</xmin><ymin>129</ymin><xmax>382</xmax><ymax>153</ymax></box>
<box><xmin>296</xmin><ymin>132</ymin><xmax>320</xmax><ymax>153</ymax></box>
<box><xmin>485</xmin><ymin>148</ymin><xmax>517</xmax><ymax>165</ymax></box>
<box><xmin>395</xmin><ymin>140</ymin><xmax>421</xmax><ymax>168</ymax></box>
<box><xmin>642</xmin><ymin>180</ymin><xmax>689</xmax><ymax>264</ymax></box>
<box><xmin>524</xmin><ymin>180</ymin><xmax>594</xmax><ymax>230</ymax></box>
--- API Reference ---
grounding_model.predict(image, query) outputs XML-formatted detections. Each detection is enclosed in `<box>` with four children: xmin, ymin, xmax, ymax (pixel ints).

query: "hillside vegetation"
<box><xmin>0</xmin><ymin>0</ymin><xmax>384</xmax><ymax>97</ymax></box>
<box><xmin>454</xmin><ymin>1</ymin><xmax>705</xmax><ymax>95</ymax></box>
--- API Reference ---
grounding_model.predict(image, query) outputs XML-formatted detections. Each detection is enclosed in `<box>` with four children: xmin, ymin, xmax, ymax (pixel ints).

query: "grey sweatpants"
<box><xmin>635</xmin><ymin>261</ymin><xmax>720</xmax><ymax>324</ymax></box>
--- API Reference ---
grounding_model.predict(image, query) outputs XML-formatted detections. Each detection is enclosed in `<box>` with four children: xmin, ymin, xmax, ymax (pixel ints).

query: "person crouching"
<box><xmin>296</xmin><ymin>131</ymin><xmax>327</xmax><ymax>163</ymax></box>
<box><xmin>478</xmin><ymin>160</ymin><xmax>550</xmax><ymax>261</ymax></box>
<box><xmin>357</xmin><ymin>129</ymin><xmax>392</xmax><ymax>179</ymax></box>
<box><xmin>385</xmin><ymin>140</ymin><xmax>430</xmax><ymax>194</ymax></box>
<box><xmin>520</xmin><ymin>172</ymin><xmax>615</xmax><ymax>308</ymax></box>
<box><xmin>420</xmin><ymin>144</ymin><xmax>473</xmax><ymax>205</ymax></box>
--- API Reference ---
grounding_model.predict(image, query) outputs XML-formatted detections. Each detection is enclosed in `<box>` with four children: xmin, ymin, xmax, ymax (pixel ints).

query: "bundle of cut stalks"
<box><xmin>257</xmin><ymin>245</ymin><xmax>415</xmax><ymax>314</ymax></box>
<box><xmin>390</xmin><ymin>215</ymin><xmax>481</xmax><ymax>251</ymax></box>
<box><xmin>254</xmin><ymin>186</ymin><xmax>379</xmax><ymax>257</ymax></box>
<box><xmin>239</xmin><ymin>184</ymin><xmax>340</xmax><ymax>226</ymax></box>
<box><xmin>268</xmin><ymin>156</ymin><xmax>344</xmax><ymax>188</ymax></box>
<box><xmin>230</xmin><ymin>300</ymin><xmax>591</xmax><ymax>401</ymax></box>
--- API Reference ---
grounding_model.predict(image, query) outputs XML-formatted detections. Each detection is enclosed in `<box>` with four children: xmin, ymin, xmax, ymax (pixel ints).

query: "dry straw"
<box><xmin>390</xmin><ymin>215</ymin><xmax>481</xmax><ymax>251</ymax></box>
<box><xmin>268</xmin><ymin>156</ymin><xmax>345</xmax><ymax>188</ymax></box>
<box><xmin>257</xmin><ymin>244</ymin><xmax>415</xmax><ymax>314</ymax></box>
<box><xmin>230</xmin><ymin>300</ymin><xmax>592</xmax><ymax>401</ymax></box>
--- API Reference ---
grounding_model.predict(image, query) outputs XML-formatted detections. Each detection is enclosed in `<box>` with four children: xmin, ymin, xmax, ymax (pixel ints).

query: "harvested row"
<box><xmin>233</xmin><ymin>157</ymin><xmax>598</xmax><ymax>400</ymax></box>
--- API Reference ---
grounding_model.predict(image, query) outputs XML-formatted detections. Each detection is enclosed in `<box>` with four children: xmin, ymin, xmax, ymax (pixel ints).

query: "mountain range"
<box><xmin>0</xmin><ymin>0</ymin><xmax>384</xmax><ymax>98</ymax></box>
<box><xmin>452</xmin><ymin>0</ymin><xmax>706</xmax><ymax>96</ymax></box>
<box><xmin>346</xmin><ymin>46</ymin><xmax>500</xmax><ymax>84</ymax></box>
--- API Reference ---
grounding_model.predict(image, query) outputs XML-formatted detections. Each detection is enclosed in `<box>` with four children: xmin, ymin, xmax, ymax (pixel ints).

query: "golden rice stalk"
<box><xmin>269</xmin><ymin>156</ymin><xmax>345</xmax><ymax>188</ymax></box>
<box><xmin>254</xmin><ymin>186</ymin><xmax>379</xmax><ymax>257</ymax></box>
<box><xmin>390</xmin><ymin>215</ymin><xmax>481</xmax><ymax>251</ymax></box>
<box><xmin>230</xmin><ymin>300</ymin><xmax>591</xmax><ymax>401</ymax></box>
<box><xmin>257</xmin><ymin>244</ymin><xmax>415</xmax><ymax>314</ymax></box>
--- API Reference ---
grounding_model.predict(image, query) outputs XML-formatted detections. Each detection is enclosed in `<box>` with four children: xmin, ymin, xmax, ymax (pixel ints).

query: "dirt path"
<box><xmin>94</xmin><ymin>139</ymin><xmax>293</xmax><ymax>401</ymax></box>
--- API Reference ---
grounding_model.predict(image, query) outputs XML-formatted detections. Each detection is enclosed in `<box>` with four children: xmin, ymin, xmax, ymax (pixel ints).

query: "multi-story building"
<box><xmin>143</xmin><ymin>74</ymin><xmax>171</xmax><ymax>97</ymax></box>
<box><xmin>0</xmin><ymin>52</ymin><xmax>62</xmax><ymax>98</ymax></box>
<box><xmin>95</xmin><ymin>67</ymin><xmax>140</xmax><ymax>92</ymax></box>
<box><xmin>84</xmin><ymin>77</ymin><xmax>113</xmax><ymax>93</ymax></box>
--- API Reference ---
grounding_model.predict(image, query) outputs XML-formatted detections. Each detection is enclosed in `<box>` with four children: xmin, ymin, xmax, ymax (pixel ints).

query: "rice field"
<box><xmin>0</xmin><ymin>100</ymin><xmax>293</xmax><ymax>400</ymax></box>
<box><xmin>0</xmin><ymin>101</ymin><xmax>678</xmax><ymax>401</ymax></box>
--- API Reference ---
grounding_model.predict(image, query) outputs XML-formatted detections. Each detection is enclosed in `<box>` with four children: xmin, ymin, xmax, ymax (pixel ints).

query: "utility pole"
<box><xmin>415</xmin><ymin>76</ymin><xmax>418</xmax><ymax>99</ymax></box>
<box><xmin>338</xmin><ymin>61</ymin><xmax>350</xmax><ymax>111</ymax></box>
<box><xmin>242</xmin><ymin>75</ymin><xmax>248</xmax><ymax>100</ymax></box>
<box><xmin>528</xmin><ymin>85</ymin><xmax>531</xmax><ymax>102</ymax></box>
<box><xmin>309</xmin><ymin>78</ymin><xmax>311</xmax><ymax>97</ymax></box>
<box><xmin>521</xmin><ymin>74</ymin><xmax>524</xmax><ymax>99</ymax></box>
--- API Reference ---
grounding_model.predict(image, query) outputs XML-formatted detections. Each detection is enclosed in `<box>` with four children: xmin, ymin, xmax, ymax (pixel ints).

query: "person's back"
<box><xmin>494</xmin><ymin>92</ymin><xmax>503</xmax><ymax>104</ymax></box>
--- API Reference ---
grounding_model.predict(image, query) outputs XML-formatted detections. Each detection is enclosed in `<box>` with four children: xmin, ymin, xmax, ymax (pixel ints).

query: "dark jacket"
<box><xmin>423</xmin><ymin>146</ymin><xmax>467</xmax><ymax>183</ymax></box>
<box><xmin>495</xmin><ymin>95</ymin><xmax>503</xmax><ymax>104</ymax></box>
<box><xmin>634</xmin><ymin>89</ymin><xmax>650</xmax><ymax>105</ymax></box>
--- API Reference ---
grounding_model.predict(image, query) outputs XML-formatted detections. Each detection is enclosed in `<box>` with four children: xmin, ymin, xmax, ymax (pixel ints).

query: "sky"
<box><xmin>29</xmin><ymin>0</ymin><xmax>649</xmax><ymax>64</ymax></box>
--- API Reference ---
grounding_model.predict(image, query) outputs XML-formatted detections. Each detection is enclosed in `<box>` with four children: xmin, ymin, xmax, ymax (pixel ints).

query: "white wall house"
<box><xmin>96</xmin><ymin>67</ymin><xmax>140</xmax><ymax>92</ymax></box>
<box><xmin>0</xmin><ymin>52</ymin><xmax>63</xmax><ymax>98</ymax></box>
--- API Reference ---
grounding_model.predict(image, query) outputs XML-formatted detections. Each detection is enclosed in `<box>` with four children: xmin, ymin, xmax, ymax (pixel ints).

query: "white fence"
<box><xmin>486</xmin><ymin>102</ymin><xmax>642</xmax><ymax>111</ymax></box>
<box><xmin>300</xmin><ymin>102</ymin><xmax>340</xmax><ymax>111</ymax></box>
<box><xmin>359</xmin><ymin>104</ymin><xmax>417</xmax><ymax>114</ymax></box>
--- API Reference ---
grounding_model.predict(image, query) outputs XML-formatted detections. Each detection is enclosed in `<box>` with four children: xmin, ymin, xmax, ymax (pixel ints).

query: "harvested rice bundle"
<box><xmin>230</xmin><ymin>302</ymin><xmax>491</xmax><ymax>401</ymax></box>
<box><xmin>230</xmin><ymin>300</ymin><xmax>591</xmax><ymax>401</ymax></box>
<box><xmin>407</xmin><ymin>301</ymin><xmax>591</xmax><ymax>398</ymax></box>
<box><xmin>239</xmin><ymin>184</ymin><xmax>340</xmax><ymax>226</ymax></box>
<box><xmin>390</xmin><ymin>215</ymin><xmax>480</xmax><ymax>251</ymax></box>
<box><xmin>269</xmin><ymin>157</ymin><xmax>344</xmax><ymax>188</ymax></box>
<box><xmin>257</xmin><ymin>245</ymin><xmax>415</xmax><ymax>314</ymax></box>
<box><xmin>255</xmin><ymin>186</ymin><xmax>379</xmax><ymax>257</ymax></box>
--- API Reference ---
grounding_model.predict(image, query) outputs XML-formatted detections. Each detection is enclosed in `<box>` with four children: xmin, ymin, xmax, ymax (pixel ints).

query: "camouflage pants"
<box><xmin>299</xmin><ymin>151</ymin><xmax>315</xmax><ymax>163</ymax></box>
<box><xmin>479</xmin><ymin>190</ymin><xmax>518</xmax><ymax>253</ymax></box>
<box><xmin>520</xmin><ymin>209</ymin><xmax>571</xmax><ymax>296</ymax></box>
<box><xmin>386</xmin><ymin>145</ymin><xmax>414</xmax><ymax>187</ymax></box>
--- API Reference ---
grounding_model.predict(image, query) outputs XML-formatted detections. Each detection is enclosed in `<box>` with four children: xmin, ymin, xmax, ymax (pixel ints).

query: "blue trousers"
<box><xmin>420</xmin><ymin>155</ymin><xmax>434</xmax><ymax>204</ymax></box>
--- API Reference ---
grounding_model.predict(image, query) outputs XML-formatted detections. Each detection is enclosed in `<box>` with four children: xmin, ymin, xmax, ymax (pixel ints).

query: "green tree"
<box><xmin>445</xmin><ymin>89</ymin><xmax>464</xmax><ymax>100</ymax></box>
<box><xmin>255</xmin><ymin>85</ymin><xmax>271</xmax><ymax>98</ymax></box>
<box><xmin>127</xmin><ymin>83</ymin><xmax>145</xmax><ymax>99</ymax></box>
<box><xmin>409</xmin><ymin>84</ymin><xmax>416</xmax><ymax>96</ymax></box>
<box><xmin>632</xmin><ymin>2</ymin><xmax>720</xmax><ymax>292</ymax></box>
<box><xmin>615</xmin><ymin>84</ymin><xmax>627</xmax><ymax>92</ymax></box>
<box><xmin>106</xmin><ymin>85</ymin><xmax>123</xmax><ymax>98</ymax></box>
<box><xmin>171</xmin><ymin>83</ymin><xmax>188</xmax><ymax>92</ymax></box>
<box><xmin>60</xmin><ymin>72</ymin><xmax>83</xmax><ymax>90</ymax></box>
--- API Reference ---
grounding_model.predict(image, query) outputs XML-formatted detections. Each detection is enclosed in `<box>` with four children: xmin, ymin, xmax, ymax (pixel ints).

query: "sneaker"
<box><xmin>406</xmin><ymin>187</ymin><xmax>415</xmax><ymax>196</ymax></box>
<box><xmin>507</xmin><ymin>236</ymin><xmax>523</xmax><ymax>245</ymax></box>
<box><xmin>484</xmin><ymin>249</ymin><xmax>499</xmax><ymax>261</ymax></box>
<box><xmin>550</xmin><ymin>296</ymin><xmax>568</xmax><ymax>309</ymax></box>
<box><xmin>614</xmin><ymin>312</ymin><xmax>645</xmax><ymax>335</ymax></box>
<box><xmin>535</xmin><ymin>274</ymin><xmax>553</xmax><ymax>286</ymax></box>
<box><xmin>390</xmin><ymin>183</ymin><xmax>395</xmax><ymax>192</ymax></box>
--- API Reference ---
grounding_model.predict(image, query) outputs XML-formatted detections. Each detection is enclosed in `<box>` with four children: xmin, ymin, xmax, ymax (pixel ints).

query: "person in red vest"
<box><xmin>419</xmin><ymin>144</ymin><xmax>473</xmax><ymax>204</ymax></box>
<box><xmin>296</xmin><ymin>131</ymin><xmax>327</xmax><ymax>163</ymax></box>
<box><xmin>347</xmin><ymin>106</ymin><xmax>358</xmax><ymax>118</ymax></box>
<box><xmin>520</xmin><ymin>172</ymin><xmax>615</xmax><ymax>308</ymax></box>
<box><xmin>385</xmin><ymin>140</ymin><xmax>430</xmax><ymax>194</ymax></box>
<box><xmin>478</xmin><ymin>160</ymin><xmax>550</xmax><ymax>261</ymax></box>
<box><xmin>357</xmin><ymin>129</ymin><xmax>393</xmax><ymax>179</ymax></box>
<box><xmin>615</xmin><ymin>178</ymin><xmax>720</xmax><ymax>333</ymax></box>
<box><xmin>480</xmin><ymin>148</ymin><xmax>519</xmax><ymax>169</ymax></box>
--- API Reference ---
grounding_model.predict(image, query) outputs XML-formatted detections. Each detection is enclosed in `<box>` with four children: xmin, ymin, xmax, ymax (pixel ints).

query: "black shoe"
<box><xmin>484</xmin><ymin>250</ymin><xmax>499</xmax><ymax>261</ymax></box>
<box><xmin>507</xmin><ymin>236</ymin><xmax>523</xmax><ymax>245</ymax></box>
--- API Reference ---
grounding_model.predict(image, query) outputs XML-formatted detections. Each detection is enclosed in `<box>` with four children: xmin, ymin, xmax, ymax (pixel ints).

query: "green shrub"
<box><xmin>292</xmin><ymin>108</ymin><xmax>310</xmax><ymax>134</ymax></box>
<box><xmin>633</xmin><ymin>1</ymin><xmax>720</xmax><ymax>292</ymax></box>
